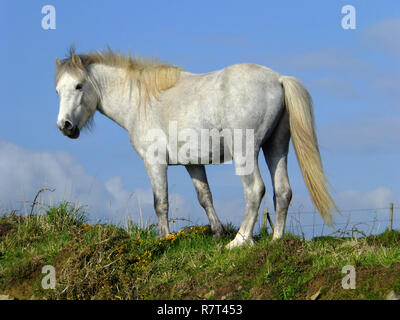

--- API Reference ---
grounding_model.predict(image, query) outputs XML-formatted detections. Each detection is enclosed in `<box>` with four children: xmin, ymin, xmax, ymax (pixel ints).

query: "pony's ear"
<box><xmin>55</xmin><ymin>57</ymin><xmax>62</xmax><ymax>68</ymax></box>
<box><xmin>71</xmin><ymin>52</ymin><xmax>85</xmax><ymax>70</ymax></box>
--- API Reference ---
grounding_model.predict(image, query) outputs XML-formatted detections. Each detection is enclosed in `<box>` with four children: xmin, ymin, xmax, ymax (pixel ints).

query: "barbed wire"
<box><xmin>264</xmin><ymin>204</ymin><xmax>397</xmax><ymax>238</ymax></box>
<box><xmin>286</xmin><ymin>206</ymin><xmax>397</xmax><ymax>215</ymax></box>
<box><xmin>291</xmin><ymin>219</ymin><xmax>388</xmax><ymax>228</ymax></box>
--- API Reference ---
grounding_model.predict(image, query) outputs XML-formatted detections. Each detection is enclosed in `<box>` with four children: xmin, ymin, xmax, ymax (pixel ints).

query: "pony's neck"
<box><xmin>88</xmin><ymin>63</ymin><xmax>136</xmax><ymax>131</ymax></box>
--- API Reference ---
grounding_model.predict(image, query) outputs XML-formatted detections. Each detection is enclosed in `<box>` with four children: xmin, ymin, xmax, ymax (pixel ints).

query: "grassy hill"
<box><xmin>1</xmin><ymin>202</ymin><xmax>400</xmax><ymax>300</ymax></box>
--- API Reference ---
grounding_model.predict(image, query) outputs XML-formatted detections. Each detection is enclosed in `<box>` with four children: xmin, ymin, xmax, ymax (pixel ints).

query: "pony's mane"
<box><xmin>56</xmin><ymin>47</ymin><xmax>183</xmax><ymax>105</ymax></box>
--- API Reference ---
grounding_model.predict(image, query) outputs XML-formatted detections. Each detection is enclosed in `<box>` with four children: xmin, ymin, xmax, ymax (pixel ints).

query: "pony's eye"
<box><xmin>75</xmin><ymin>84</ymin><xmax>83</xmax><ymax>90</ymax></box>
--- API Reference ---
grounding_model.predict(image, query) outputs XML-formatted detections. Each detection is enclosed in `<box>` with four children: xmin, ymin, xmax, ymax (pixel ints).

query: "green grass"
<box><xmin>0</xmin><ymin>203</ymin><xmax>400</xmax><ymax>300</ymax></box>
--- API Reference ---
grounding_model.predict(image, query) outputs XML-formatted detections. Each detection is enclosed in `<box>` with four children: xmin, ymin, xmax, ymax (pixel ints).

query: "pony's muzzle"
<box><xmin>58</xmin><ymin>120</ymin><xmax>80</xmax><ymax>139</ymax></box>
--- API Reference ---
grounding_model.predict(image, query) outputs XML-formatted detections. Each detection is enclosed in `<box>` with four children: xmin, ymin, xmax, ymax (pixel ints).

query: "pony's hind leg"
<box><xmin>144</xmin><ymin>161</ymin><xmax>170</xmax><ymax>238</ymax></box>
<box><xmin>185</xmin><ymin>165</ymin><xmax>225</xmax><ymax>237</ymax></box>
<box><xmin>226</xmin><ymin>158</ymin><xmax>265</xmax><ymax>249</ymax></box>
<box><xmin>262</xmin><ymin>111</ymin><xmax>292</xmax><ymax>239</ymax></box>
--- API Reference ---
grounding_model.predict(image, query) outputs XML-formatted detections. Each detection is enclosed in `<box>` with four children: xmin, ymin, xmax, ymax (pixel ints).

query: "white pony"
<box><xmin>55</xmin><ymin>48</ymin><xmax>337</xmax><ymax>248</ymax></box>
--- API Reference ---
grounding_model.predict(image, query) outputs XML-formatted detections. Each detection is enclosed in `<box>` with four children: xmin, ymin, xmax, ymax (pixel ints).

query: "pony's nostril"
<box><xmin>64</xmin><ymin>120</ymin><xmax>73</xmax><ymax>130</ymax></box>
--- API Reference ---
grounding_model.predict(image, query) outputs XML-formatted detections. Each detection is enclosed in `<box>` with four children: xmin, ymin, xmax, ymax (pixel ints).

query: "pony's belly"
<box><xmin>168</xmin><ymin>149</ymin><xmax>232</xmax><ymax>166</ymax></box>
<box><xmin>166</xmin><ymin>131</ymin><xmax>255</xmax><ymax>165</ymax></box>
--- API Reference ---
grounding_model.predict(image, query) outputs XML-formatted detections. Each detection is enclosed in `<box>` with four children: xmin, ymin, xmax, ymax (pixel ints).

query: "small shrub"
<box><xmin>45</xmin><ymin>202</ymin><xmax>87</xmax><ymax>231</ymax></box>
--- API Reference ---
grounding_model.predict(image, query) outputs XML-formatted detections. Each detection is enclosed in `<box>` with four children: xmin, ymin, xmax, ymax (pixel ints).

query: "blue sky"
<box><xmin>0</xmin><ymin>0</ymin><xmax>399</xmax><ymax>236</ymax></box>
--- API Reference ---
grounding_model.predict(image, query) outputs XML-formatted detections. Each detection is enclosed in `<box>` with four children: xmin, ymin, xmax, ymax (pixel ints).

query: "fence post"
<box><xmin>389</xmin><ymin>203</ymin><xmax>394</xmax><ymax>232</ymax></box>
<box><xmin>262</xmin><ymin>208</ymin><xmax>269</xmax><ymax>235</ymax></box>
<box><xmin>267</xmin><ymin>210</ymin><xmax>274</xmax><ymax>234</ymax></box>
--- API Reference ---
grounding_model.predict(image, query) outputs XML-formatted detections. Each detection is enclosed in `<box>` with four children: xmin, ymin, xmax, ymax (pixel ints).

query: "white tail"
<box><xmin>279</xmin><ymin>75</ymin><xmax>337</xmax><ymax>225</ymax></box>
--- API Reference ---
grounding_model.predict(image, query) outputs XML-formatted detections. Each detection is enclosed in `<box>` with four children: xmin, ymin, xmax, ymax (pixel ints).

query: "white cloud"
<box><xmin>0</xmin><ymin>139</ymin><xmax>198</xmax><ymax>227</ymax></box>
<box><xmin>250</xmin><ymin>47</ymin><xmax>381</xmax><ymax>78</ymax></box>
<box><xmin>105</xmin><ymin>177</ymin><xmax>134</xmax><ymax>210</ymax></box>
<box><xmin>319</xmin><ymin>116</ymin><xmax>400</xmax><ymax>153</ymax></box>
<box><xmin>0</xmin><ymin>140</ymin><xmax>116</xmax><ymax>220</ymax></box>
<box><xmin>280</xmin><ymin>186</ymin><xmax>399</xmax><ymax>237</ymax></box>
<box><xmin>308</xmin><ymin>77</ymin><xmax>359</xmax><ymax>100</ymax></box>
<box><xmin>336</xmin><ymin>186</ymin><xmax>398</xmax><ymax>210</ymax></box>
<box><xmin>370</xmin><ymin>75</ymin><xmax>400</xmax><ymax>95</ymax></box>
<box><xmin>1</xmin><ymin>139</ymin><xmax>398</xmax><ymax>236</ymax></box>
<box><xmin>287</xmin><ymin>186</ymin><xmax>399</xmax><ymax>214</ymax></box>
<box><xmin>363</xmin><ymin>18</ymin><xmax>400</xmax><ymax>56</ymax></box>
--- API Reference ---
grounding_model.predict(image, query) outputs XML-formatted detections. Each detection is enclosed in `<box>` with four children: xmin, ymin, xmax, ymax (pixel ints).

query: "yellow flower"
<box><xmin>165</xmin><ymin>233</ymin><xmax>177</xmax><ymax>241</ymax></box>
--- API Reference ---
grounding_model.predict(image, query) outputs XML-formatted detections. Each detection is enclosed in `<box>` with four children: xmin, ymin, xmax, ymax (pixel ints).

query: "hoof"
<box><xmin>225</xmin><ymin>234</ymin><xmax>254</xmax><ymax>250</ymax></box>
<box><xmin>272</xmin><ymin>232</ymin><xmax>283</xmax><ymax>240</ymax></box>
<box><xmin>212</xmin><ymin>225</ymin><xmax>226</xmax><ymax>239</ymax></box>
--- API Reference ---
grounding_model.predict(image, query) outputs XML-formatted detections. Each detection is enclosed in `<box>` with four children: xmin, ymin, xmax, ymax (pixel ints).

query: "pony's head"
<box><xmin>55</xmin><ymin>49</ymin><xmax>98</xmax><ymax>139</ymax></box>
<box><xmin>55</xmin><ymin>46</ymin><xmax>183</xmax><ymax>138</ymax></box>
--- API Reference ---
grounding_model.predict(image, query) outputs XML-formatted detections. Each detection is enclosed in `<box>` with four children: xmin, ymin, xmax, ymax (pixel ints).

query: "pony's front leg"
<box><xmin>144</xmin><ymin>161</ymin><xmax>169</xmax><ymax>238</ymax></box>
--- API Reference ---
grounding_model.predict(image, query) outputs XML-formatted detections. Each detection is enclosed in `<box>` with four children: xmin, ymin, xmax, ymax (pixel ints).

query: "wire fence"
<box><xmin>10</xmin><ymin>188</ymin><xmax>399</xmax><ymax>240</ymax></box>
<box><xmin>261</xmin><ymin>204</ymin><xmax>398</xmax><ymax>239</ymax></box>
